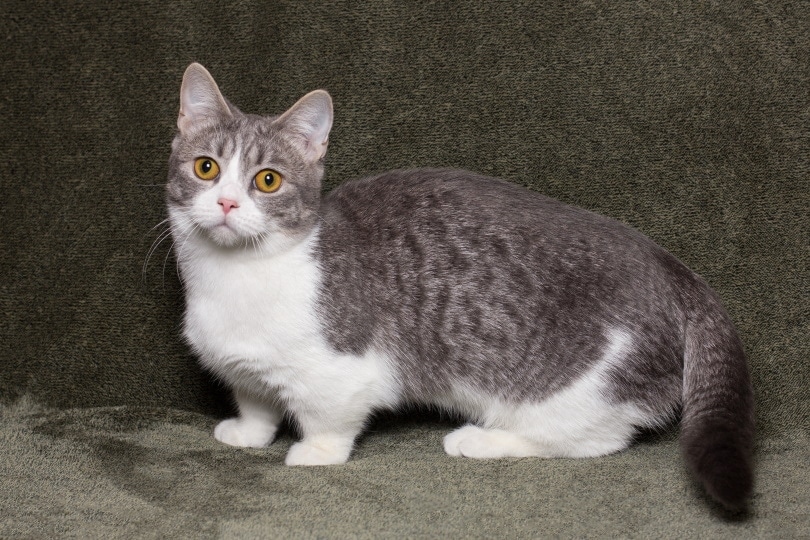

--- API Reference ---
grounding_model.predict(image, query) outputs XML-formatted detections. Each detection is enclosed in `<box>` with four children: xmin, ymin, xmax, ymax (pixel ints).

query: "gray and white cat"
<box><xmin>167</xmin><ymin>63</ymin><xmax>754</xmax><ymax>510</ymax></box>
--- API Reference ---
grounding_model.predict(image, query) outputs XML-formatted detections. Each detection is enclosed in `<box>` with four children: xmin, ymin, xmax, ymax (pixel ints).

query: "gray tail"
<box><xmin>680</xmin><ymin>282</ymin><xmax>755</xmax><ymax>511</ymax></box>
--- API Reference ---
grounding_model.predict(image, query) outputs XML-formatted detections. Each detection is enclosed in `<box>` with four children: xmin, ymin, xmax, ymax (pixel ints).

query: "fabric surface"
<box><xmin>1</xmin><ymin>0</ymin><xmax>807</xmax><ymax>537</ymax></box>
<box><xmin>2</xmin><ymin>399</ymin><xmax>809</xmax><ymax>538</ymax></box>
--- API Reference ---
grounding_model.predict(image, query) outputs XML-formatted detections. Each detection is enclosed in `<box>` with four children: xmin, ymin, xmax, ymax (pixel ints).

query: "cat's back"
<box><xmin>325</xmin><ymin>168</ymin><xmax>545</xmax><ymax>220</ymax></box>
<box><xmin>320</xmin><ymin>168</ymin><xmax>661</xmax><ymax>257</ymax></box>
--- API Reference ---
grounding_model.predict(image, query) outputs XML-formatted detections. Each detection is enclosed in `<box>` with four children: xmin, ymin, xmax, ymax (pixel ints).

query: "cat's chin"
<box><xmin>206</xmin><ymin>225</ymin><xmax>250</xmax><ymax>248</ymax></box>
<box><xmin>203</xmin><ymin>225</ymin><xmax>295</xmax><ymax>254</ymax></box>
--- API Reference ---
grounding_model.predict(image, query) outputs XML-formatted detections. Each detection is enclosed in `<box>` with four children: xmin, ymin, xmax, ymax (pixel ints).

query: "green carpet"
<box><xmin>1</xmin><ymin>0</ymin><xmax>807</xmax><ymax>537</ymax></box>
<box><xmin>2</xmin><ymin>399</ymin><xmax>809</xmax><ymax>538</ymax></box>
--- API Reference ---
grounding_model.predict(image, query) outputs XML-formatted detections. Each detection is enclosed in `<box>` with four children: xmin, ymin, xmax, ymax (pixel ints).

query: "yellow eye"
<box><xmin>255</xmin><ymin>169</ymin><xmax>283</xmax><ymax>193</ymax></box>
<box><xmin>193</xmin><ymin>157</ymin><xmax>219</xmax><ymax>180</ymax></box>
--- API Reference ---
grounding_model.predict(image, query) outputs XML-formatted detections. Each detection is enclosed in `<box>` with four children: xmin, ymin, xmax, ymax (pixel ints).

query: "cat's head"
<box><xmin>167</xmin><ymin>63</ymin><xmax>332</xmax><ymax>250</ymax></box>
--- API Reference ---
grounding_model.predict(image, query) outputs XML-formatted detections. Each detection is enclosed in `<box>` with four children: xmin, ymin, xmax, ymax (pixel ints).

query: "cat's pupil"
<box><xmin>202</xmin><ymin>161</ymin><xmax>212</xmax><ymax>173</ymax></box>
<box><xmin>264</xmin><ymin>173</ymin><xmax>272</xmax><ymax>183</ymax></box>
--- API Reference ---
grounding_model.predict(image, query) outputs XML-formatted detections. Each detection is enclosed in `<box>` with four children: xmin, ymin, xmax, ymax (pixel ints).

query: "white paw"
<box><xmin>284</xmin><ymin>438</ymin><xmax>352</xmax><ymax>466</ymax></box>
<box><xmin>443</xmin><ymin>425</ymin><xmax>493</xmax><ymax>458</ymax></box>
<box><xmin>214</xmin><ymin>418</ymin><xmax>276</xmax><ymax>448</ymax></box>
<box><xmin>443</xmin><ymin>425</ymin><xmax>537</xmax><ymax>459</ymax></box>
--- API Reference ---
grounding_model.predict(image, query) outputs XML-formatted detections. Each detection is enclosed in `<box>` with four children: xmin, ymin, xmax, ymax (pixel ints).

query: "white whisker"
<box><xmin>143</xmin><ymin>207</ymin><xmax>198</xmax><ymax>289</ymax></box>
<box><xmin>143</xmin><ymin>226</ymin><xmax>175</xmax><ymax>283</ymax></box>
<box><xmin>173</xmin><ymin>220</ymin><xmax>202</xmax><ymax>282</ymax></box>
<box><xmin>149</xmin><ymin>217</ymin><xmax>173</xmax><ymax>233</ymax></box>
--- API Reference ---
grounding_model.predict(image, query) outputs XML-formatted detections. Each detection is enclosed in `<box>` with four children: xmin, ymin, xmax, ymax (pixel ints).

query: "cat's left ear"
<box><xmin>178</xmin><ymin>63</ymin><xmax>233</xmax><ymax>134</ymax></box>
<box><xmin>276</xmin><ymin>90</ymin><xmax>333</xmax><ymax>163</ymax></box>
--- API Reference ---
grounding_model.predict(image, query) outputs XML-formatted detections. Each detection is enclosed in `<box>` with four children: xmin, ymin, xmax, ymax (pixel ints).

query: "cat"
<box><xmin>166</xmin><ymin>63</ymin><xmax>754</xmax><ymax>511</ymax></box>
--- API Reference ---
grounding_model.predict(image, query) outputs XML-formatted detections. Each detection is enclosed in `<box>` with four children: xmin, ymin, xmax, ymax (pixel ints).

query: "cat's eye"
<box><xmin>255</xmin><ymin>169</ymin><xmax>283</xmax><ymax>193</ymax></box>
<box><xmin>193</xmin><ymin>157</ymin><xmax>220</xmax><ymax>181</ymax></box>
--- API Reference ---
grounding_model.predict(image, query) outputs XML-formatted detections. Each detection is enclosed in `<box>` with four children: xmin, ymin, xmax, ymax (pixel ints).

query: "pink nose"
<box><xmin>218</xmin><ymin>198</ymin><xmax>239</xmax><ymax>214</ymax></box>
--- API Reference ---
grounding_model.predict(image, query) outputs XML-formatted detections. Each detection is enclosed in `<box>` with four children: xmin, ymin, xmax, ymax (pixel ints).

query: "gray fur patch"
<box><xmin>315</xmin><ymin>169</ymin><xmax>687</xmax><ymax>411</ymax></box>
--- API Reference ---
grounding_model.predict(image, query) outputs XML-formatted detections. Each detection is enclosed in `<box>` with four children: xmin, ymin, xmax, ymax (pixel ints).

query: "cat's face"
<box><xmin>167</xmin><ymin>63</ymin><xmax>332</xmax><ymax>250</ymax></box>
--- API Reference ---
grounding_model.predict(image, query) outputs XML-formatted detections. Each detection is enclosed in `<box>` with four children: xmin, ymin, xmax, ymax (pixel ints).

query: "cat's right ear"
<box><xmin>178</xmin><ymin>63</ymin><xmax>233</xmax><ymax>134</ymax></box>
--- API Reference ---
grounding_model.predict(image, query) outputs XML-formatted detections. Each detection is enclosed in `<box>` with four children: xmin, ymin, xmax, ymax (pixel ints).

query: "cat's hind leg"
<box><xmin>214</xmin><ymin>388</ymin><xmax>283</xmax><ymax>448</ymax></box>
<box><xmin>440</xmin><ymin>373</ymin><xmax>649</xmax><ymax>460</ymax></box>
<box><xmin>442</xmin><ymin>411</ymin><xmax>638</xmax><ymax>460</ymax></box>
<box><xmin>443</xmin><ymin>424</ymin><xmax>632</xmax><ymax>459</ymax></box>
<box><xmin>442</xmin><ymin>330</ymin><xmax>662</xmax><ymax>460</ymax></box>
<box><xmin>443</xmin><ymin>424</ymin><xmax>551</xmax><ymax>458</ymax></box>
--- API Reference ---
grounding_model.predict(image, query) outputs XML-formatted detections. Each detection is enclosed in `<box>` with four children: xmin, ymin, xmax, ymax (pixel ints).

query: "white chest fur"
<box><xmin>179</xmin><ymin>231</ymin><xmax>327</xmax><ymax>394</ymax></box>
<box><xmin>175</xmin><ymin>228</ymin><xmax>401</xmax><ymax>414</ymax></box>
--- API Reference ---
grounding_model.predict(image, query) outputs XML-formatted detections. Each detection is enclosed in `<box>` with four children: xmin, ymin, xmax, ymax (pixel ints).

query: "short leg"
<box><xmin>443</xmin><ymin>424</ymin><xmax>549</xmax><ymax>459</ymax></box>
<box><xmin>285</xmin><ymin>433</ymin><xmax>357</xmax><ymax>466</ymax></box>
<box><xmin>284</xmin><ymin>402</ymin><xmax>372</xmax><ymax>467</ymax></box>
<box><xmin>214</xmin><ymin>389</ymin><xmax>283</xmax><ymax>448</ymax></box>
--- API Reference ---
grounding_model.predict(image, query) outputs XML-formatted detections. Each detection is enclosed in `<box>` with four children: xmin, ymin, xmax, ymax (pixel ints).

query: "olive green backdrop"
<box><xmin>1</xmin><ymin>1</ymin><xmax>807</xmax><ymax>537</ymax></box>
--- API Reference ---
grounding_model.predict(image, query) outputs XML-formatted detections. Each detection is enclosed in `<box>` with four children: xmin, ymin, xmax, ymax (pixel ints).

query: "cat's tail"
<box><xmin>680</xmin><ymin>280</ymin><xmax>755</xmax><ymax>511</ymax></box>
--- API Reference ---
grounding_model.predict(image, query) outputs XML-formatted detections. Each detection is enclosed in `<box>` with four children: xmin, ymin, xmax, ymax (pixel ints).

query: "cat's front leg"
<box><xmin>281</xmin><ymin>347</ymin><xmax>395</xmax><ymax>466</ymax></box>
<box><xmin>284</xmin><ymin>402</ymin><xmax>370</xmax><ymax>466</ymax></box>
<box><xmin>214</xmin><ymin>388</ymin><xmax>283</xmax><ymax>448</ymax></box>
<box><xmin>285</xmin><ymin>433</ymin><xmax>357</xmax><ymax>466</ymax></box>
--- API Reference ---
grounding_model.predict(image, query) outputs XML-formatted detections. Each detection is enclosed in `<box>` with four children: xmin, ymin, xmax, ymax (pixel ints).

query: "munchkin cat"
<box><xmin>166</xmin><ymin>63</ymin><xmax>754</xmax><ymax>510</ymax></box>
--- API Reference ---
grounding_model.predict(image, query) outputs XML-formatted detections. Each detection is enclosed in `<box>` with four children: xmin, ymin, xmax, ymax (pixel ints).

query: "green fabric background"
<box><xmin>1</xmin><ymin>1</ymin><xmax>807</xmax><ymax>537</ymax></box>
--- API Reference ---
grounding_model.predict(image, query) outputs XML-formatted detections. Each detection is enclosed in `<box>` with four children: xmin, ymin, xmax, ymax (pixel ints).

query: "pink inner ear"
<box><xmin>277</xmin><ymin>90</ymin><xmax>333</xmax><ymax>162</ymax></box>
<box><xmin>303</xmin><ymin>128</ymin><xmax>329</xmax><ymax>161</ymax></box>
<box><xmin>300</xmin><ymin>112</ymin><xmax>332</xmax><ymax>162</ymax></box>
<box><xmin>178</xmin><ymin>64</ymin><xmax>232</xmax><ymax>132</ymax></box>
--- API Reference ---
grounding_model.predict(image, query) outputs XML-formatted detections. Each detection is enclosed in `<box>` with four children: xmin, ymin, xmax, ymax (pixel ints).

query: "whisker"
<box><xmin>143</xmin><ymin>226</ymin><xmax>175</xmax><ymax>283</ymax></box>
<box><xmin>173</xmin><ymin>221</ymin><xmax>202</xmax><ymax>282</ymax></box>
<box><xmin>149</xmin><ymin>217</ymin><xmax>173</xmax><ymax>233</ymax></box>
<box><xmin>162</xmin><ymin>236</ymin><xmax>179</xmax><ymax>291</ymax></box>
<box><xmin>143</xmin><ymin>209</ymin><xmax>197</xmax><ymax>288</ymax></box>
<box><xmin>144</xmin><ymin>236</ymin><xmax>166</xmax><ymax>279</ymax></box>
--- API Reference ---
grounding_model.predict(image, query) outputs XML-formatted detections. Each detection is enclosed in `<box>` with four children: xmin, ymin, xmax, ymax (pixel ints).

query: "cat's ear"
<box><xmin>276</xmin><ymin>90</ymin><xmax>333</xmax><ymax>163</ymax></box>
<box><xmin>178</xmin><ymin>63</ymin><xmax>233</xmax><ymax>134</ymax></box>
